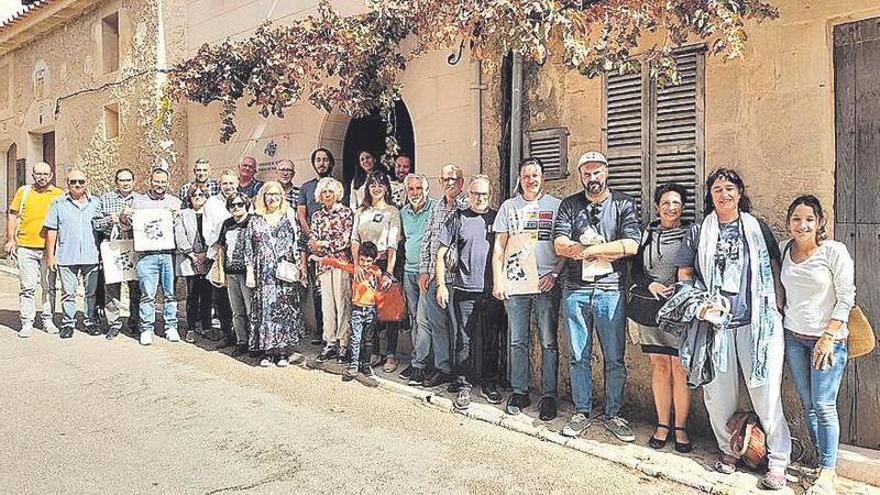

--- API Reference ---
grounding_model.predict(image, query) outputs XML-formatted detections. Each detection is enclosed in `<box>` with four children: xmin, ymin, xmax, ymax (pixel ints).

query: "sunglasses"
<box><xmin>192</xmin><ymin>193</ymin><xmax>207</xmax><ymax>198</ymax></box>
<box><xmin>68</xmin><ymin>179</ymin><xmax>86</xmax><ymax>185</ymax></box>
<box><xmin>229</xmin><ymin>202</ymin><xmax>246</xmax><ymax>209</ymax></box>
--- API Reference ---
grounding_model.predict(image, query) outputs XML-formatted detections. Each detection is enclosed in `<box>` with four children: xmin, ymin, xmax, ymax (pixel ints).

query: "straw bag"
<box><xmin>848</xmin><ymin>305</ymin><xmax>875</xmax><ymax>359</ymax></box>
<box><xmin>727</xmin><ymin>411</ymin><xmax>767</xmax><ymax>470</ymax></box>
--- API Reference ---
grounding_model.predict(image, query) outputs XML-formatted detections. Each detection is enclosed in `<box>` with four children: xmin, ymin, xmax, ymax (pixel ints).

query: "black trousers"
<box><xmin>186</xmin><ymin>275</ymin><xmax>213</xmax><ymax>331</ymax></box>
<box><xmin>451</xmin><ymin>289</ymin><xmax>506</xmax><ymax>387</ymax></box>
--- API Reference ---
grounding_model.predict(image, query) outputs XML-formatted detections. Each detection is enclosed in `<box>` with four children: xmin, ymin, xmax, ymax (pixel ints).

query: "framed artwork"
<box><xmin>503</xmin><ymin>232</ymin><xmax>540</xmax><ymax>295</ymax></box>
<box><xmin>132</xmin><ymin>208</ymin><xmax>176</xmax><ymax>252</ymax></box>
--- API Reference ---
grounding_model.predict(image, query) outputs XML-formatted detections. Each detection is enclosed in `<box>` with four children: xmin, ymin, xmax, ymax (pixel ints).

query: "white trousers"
<box><xmin>319</xmin><ymin>268</ymin><xmax>351</xmax><ymax>347</ymax></box>
<box><xmin>703</xmin><ymin>324</ymin><xmax>792</xmax><ymax>472</ymax></box>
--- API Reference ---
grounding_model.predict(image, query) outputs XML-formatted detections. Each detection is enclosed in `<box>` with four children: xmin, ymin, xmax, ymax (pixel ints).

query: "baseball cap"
<box><xmin>577</xmin><ymin>151</ymin><xmax>608</xmax><ymax>167</ymax></box>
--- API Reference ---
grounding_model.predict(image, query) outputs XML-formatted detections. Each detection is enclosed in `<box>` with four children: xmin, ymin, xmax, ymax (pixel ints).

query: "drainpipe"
<box><xmin>509</xmin><ymin>52</ymin><xmax>523</xmax><ymax>197</ymax></box>
<box><xmin>472</xmin><ymin>58</ymin><xmax>484</xmax><ymax>175</ymax></box>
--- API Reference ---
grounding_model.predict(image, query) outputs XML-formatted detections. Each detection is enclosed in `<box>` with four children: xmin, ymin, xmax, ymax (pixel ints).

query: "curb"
<box><xmin>369</xmin><ymin>375</ymin><xmax>791</xmax><ymax>495</ymax></box>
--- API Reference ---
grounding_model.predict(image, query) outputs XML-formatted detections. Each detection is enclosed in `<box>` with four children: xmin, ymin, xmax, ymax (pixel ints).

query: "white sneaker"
<box><xmin>165</xmin><ymin>328</ymin><xmax>180</xmax><ymax>342</ymax></box>
<box><xmin>43</xmin><ymin>321</ymin><xmax>59</xmax><ymax>334</ymax></box>
<box><xmin>18</xmin><ymin>325</ymin><xmax>35</xmax><ymax>338</ymax></box>
<box><xmin>140</xmin><ymin>331</ymin><xmax>154</xmax><ymax>346</ymax></box>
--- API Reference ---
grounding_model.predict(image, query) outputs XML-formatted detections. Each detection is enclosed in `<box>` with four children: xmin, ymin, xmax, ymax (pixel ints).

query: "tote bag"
<box><xmin>100</xmin><ymin>226</ymin><xmax>138</xmax><ymax>284</ymax></box>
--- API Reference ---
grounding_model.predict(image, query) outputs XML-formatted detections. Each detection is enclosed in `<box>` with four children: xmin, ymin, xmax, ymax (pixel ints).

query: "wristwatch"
<box><xmin>550</xmin><ymin>272</ymin><xmax>559</xmax><ymax>279</ymax></box>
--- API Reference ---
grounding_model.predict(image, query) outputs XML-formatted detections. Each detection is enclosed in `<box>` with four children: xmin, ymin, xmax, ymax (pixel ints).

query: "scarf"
<box><xmin>698</xmin><ymin>211</ymin><xmax>782</xmax><ymax>387</ymax></box>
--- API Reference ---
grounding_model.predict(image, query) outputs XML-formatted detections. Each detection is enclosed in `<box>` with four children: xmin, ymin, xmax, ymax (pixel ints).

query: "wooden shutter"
<box><xmin>605</xmin><ymin>66</ymin><xmax>647</xmax><ymax>215</ymax></box>
<box><xmin>523</xmin><ymin>127</ymin><xmax>569</xmax><ymax>180</ymax></box>
<box><xmin>651</xmin><ymin>46</ymin><xmax>704</xmax><ymax>222</ymax></box>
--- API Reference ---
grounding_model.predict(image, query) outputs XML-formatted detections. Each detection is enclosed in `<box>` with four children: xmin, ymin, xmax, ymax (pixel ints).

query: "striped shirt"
<box><xmin>419</xmin><ymin>193</ymin><xmax>468</xmax><ymax>281</ymax></box>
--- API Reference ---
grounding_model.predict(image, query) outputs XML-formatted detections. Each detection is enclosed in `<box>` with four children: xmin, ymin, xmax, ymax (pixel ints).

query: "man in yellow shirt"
<box><xmin>4</xmin><ymin>162</ymin><xmax>63</xmax><ymax>337</ymax></box>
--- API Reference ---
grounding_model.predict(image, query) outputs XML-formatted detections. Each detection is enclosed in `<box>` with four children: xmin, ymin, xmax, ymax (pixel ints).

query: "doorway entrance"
<box><xmin>341</xmin><ymin>100</ymin><xmax>414</xmax><ymax>190</ymax></box>
<box><xmin>833</xmin><ymin>17</ymin><xmax>880</xmax><ymax>449</ymax></box>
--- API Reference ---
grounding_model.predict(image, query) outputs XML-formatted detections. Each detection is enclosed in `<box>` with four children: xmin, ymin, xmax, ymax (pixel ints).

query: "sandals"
<box><xmin>715</xmin><ymin>454</ymin><xmax>738</xmax><ymax>474</ymax></box>
<box><xmin>648</xmin><ymin>424</ymin><xmax>670</xmax><ymax>449</ymax></box>
<box><xmin>674</xmin><ymin>426</ymin><xmax>693</xmax><ymax>453</ymax></box>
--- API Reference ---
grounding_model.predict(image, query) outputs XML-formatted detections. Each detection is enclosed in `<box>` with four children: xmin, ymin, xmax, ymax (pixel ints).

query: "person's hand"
<box><xmin>355</xmin><ymin>266</ymin><xmax>367</xmax><ymax>283</ymax></box>
<box><xmin>648</xmin><ymin>282</ymin><xmax>673</xmax><ymax>299</ymax></box>
<box><xmin>119</xmin><ymin>208</ymin><xmax>133</xmax><ymax>225</ymax></box>
<box><xmin>813</xmin><ymin>335</ymin><xmax>835</xmax><ymax>370</ymax></box>
<box><xmin>45</xmin><ymin>254</ymin><xmax>57</xmax><ymax>272</ymax></box>
<box><xmin>109</xmin><ymin>213</ymin><xmax>119</xmax><ymax>224</ymax></box>
<box><xmin>418</xmin><ymin>273</ymin><xmax>432</xmax><ymax>294</ymax></box>
<box><xmin>436</xmin><ymin>283</ymin><xmax>450</xmax><ymax>309</ymax></box>
<box><xmin>538</xmin><ymin>273</ymin><xmax>557</xmax><ymax>293</ymax></box>
<box><xmin>308</xmin><ymin>254</ymin><xmax>322</xmax><ymax>263</ymax></box>
<box><xmin>3</xmin><ymin>240</ymin><xmax>15</xmax><ymax>255</ymax></box>
<box><xmin>380</xmin><ymin>273</ymin><xmax>393</xmax><ymax>291</ymax></box>
<box><xmin>307</xmin><ymin>239</ymin><xmax>322</xmax><ymax>252</ymax></box>
<box><xmin>575</xmin><ymin>245</ymin><xmax>595</xmax><ymax>261</ymax></box>
<box><xmin>192</xmin><ymin>252</ymin><xmax>207</xmax><ymax>270</ymax></box>
<box><xmin>493</xmin><ymin>278</ymin><xmax>509</xmax><ymax>301</ymax></box>
<box><xmin>245</xmin><ymin>267</ymin><xmax>256</xmax><ymax>288</ymax></box>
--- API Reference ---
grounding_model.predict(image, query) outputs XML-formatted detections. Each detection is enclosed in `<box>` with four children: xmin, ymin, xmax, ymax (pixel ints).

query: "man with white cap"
<box><xmin>553</xmin><ymin>151</ymin><xmax>641</xmax><ymax>442</ymax></box>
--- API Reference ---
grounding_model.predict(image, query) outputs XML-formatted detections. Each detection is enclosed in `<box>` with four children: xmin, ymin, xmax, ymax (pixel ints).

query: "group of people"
<box><xmin>5</xmin><ymin>148</ymin><xmax>855</xmax><ymax>494</ymax></box>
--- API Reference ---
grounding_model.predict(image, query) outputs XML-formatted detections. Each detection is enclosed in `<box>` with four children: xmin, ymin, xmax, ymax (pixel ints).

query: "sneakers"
<box><xmin>422</xmin><ymin>371</ymin><xmax>454</xmax><ymax>388</ymax></box>
<box><xmin>18</xmin><ymin>324</ymin><xmax>35</xmax><ymax>338</ymax></box>
<box><xmin>714</xmin><ymin>454</ymin><xmax>738</xmax><ymax>474</ymax></box>
<box><xmin>140</xmin><ymin>331</ymin><xmax>154</xmax><ymax>346</ymax></box>
<box><xmin>166</xmin><ymin>328</ymin><xmax>181</xmax><ymax>342</ymax></box>
<box><xmin>759</xmin><ymin>471</ymin><xmax>787</xmax><ymax>490</ymax></box>
<box><xmin>399</xmin><ymin>364</ymin><xmax>413</xmax><ymax>380</ymax></box>
<box><xmin>276</xmin><ymin>356</ymin><xmax>290</xmax><ymax>368</ymax></box>
<box><xmin>185</xmin><ymin>330</ymin><xmax>197</xmax><ymax>343</ymax></box>
<box><xmin>259</xmin><ymin>356</ymin><xmax>274</xmax><ymax>367</ymax></box>
<box><xmin>106</xmin><ymin>327</ymin><xmax>120</xmax><ymax>340</ymax></box>
<box><xmin>505</xmin><ymin>393</ymin><xmax>531</xmax><ymax>415</ymax></box>
<box><xmin>539</xmin><ymin>396</ymin><xmax>558</xmax><ymax>421</ymax></box>
<box><xmin>59</xmin><ymin>327</ymin><xmax>74</xmax><ymax>339</ymax></box>
<box><xmin>342</xmin><ymin>363</ymin><xmax>358</xmax><ymax>381</ymax></box>
<box><xmin>480</xmin><ymin>384</ymin><xmax>503</xmax><ymax>404</ymax></box>
<box><xmin>359</xmin><ymin>363</ymin><xmax>375</xmax><ymax>378</ymax></box>
<box><xmin>407</xmin><ymin>368</ymin><xmax>425</xmax><ymax>386</ymax></box>
<box><xmin>561</xmin><ymin>412</ymin><xmax>592</xmax><ymax>437</ymax></box>
<box><xmin>454</xmin><ymin>388</ymin><xmax>472</xmax><ymax>410</ymax></box>
<box><xmin>335</xmin><ymin>348</ymin><xmax>347</xmax><ymax>364</ymax></box>
<box><xmin>604</xmin><ymin>416</ymin><xmax>636</xmax><ymax>442</ymax></box>
<box><xmin>383</xmin><ymin>355</ymin><xmax>399</xmax><ymax>373</ymax></box>
<box><xmin>316</xmin><ymin>345</ymin><xmax>338</xmax><ymax>363</ymax></box>
<box><xmin>85</xmin><ymin>325</ymin><xmax>102</xmax><ymax>336</ymax></box>
<box><xmin>43</xmin><ymin>321</ymin><xmax>59</xmax><ymax>335</ymax></box>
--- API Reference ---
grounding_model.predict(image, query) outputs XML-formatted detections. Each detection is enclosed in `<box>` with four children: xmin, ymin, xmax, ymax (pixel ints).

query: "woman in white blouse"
<box><xmin>781</xmin><ymin>195</ymin><xmax>855</xmax><ymax>495</ymax></box>
<box><xmin>351</xmin><ymin>169</ymin><xmax>402</xmax><ymax>371</ymax></box>
<box><xmin>349</xmin><ymin>150</ymin><xmax>379</xmax><ymax>210</ymax></box>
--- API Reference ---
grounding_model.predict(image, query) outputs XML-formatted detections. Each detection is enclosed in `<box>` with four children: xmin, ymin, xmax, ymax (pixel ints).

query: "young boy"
<box><xmin>311</xmin><ymin>242</ymin><xmax>391</xmax><ymax>381</ymax></box>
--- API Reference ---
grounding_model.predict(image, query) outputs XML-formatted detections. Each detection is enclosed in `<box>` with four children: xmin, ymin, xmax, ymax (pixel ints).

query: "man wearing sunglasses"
<box><xmin>6</xmin><ymin>162</ymin><xmax>63</xmax><ymax>338</ymax></box>
<box><xmin>554</xmin><ymin>151</ymin><xmax>641</xmax><ymax>442</ymax></box>
<box><xmin>93</xmin><ymin>168</ymin><xmax>141</xmax><ymax>339</ymax></box>
<box><xmin>43</xmin><ymin>169</ymin><xmax>102</xmax><ymax>339</ymax></box>
<box><xmin>177</xmin><ymin>158</ymin><xmax>220</xmax><ymax>209</ymax></box>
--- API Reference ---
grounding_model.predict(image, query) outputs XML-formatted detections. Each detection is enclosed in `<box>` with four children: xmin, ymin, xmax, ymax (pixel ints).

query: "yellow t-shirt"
<box><xmin>10</xmin><ymin>185</ymin><xmax>64</xmax><ymax>248</ymax></box>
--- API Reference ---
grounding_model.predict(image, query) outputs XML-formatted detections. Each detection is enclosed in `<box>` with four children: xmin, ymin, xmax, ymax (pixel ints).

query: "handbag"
<box><xmin>275</xmin><ymin>259</ymin><xmax>300</xmax><ymax>283</ymax></box>
<box><xmin>207</xmin><ymin>249</ymin><xmax>226</xmax><ymax>288</ymax></box>
<box><xmin>376</xmin><ymin>282</ymin><xmax>406</xmax><ymax>322</ymax></box>
<box><xmin>100</xmin><ymin>225</ymin><xmax>138</xmax><ymax>284</ymax></box>
<box><xmin>727</xmin><ymin>411</ymin><xmax>768</xmax><ymax>470</ymax></box>
<box><xmin>848</xmin><ymin>305</ymin><xmax>875</xmax><ymax>359</ymax></box>
<box><xmin>626</xmin><ymin>284</ymin><xmax>664</xmax><ymax>327</ymax></box>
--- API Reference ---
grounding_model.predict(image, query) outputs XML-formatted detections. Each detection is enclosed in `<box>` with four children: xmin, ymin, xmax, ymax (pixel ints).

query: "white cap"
<box><xmin>577</xmin><ymin>151</ymin><xmax>608</xmax><ymax>167</ymax></box>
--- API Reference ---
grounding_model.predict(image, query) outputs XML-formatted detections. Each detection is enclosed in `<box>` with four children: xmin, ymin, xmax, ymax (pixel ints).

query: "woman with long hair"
<box><xmin>781</xmin><ymin>195</ymin><xmax>855</xmax><ymax>495</ymax></box>
<box><xmin>351</xmin><ymin>170</ymin><xmax>402</xmax><ymax>373</ymax></box>
<box><xmin>244</xmin><ymin>181</ymin><xmax>307</xmax><ymax>367</ymax></box>
<box><xmin>349</xmin><ymin>150</ymin><xmax>387</xmax><ymax>209</ymax></box>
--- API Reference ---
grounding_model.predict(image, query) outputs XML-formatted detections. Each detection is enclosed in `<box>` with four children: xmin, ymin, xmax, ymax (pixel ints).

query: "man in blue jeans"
<box><xmin>492</xmin><ymin>157</ymin><xmax>564</xmax><ymax>420</ymax></box>
<box><xmin>124</xmin><ymin>168</ymin><xmax>182</xmax><ymax>346</ymax></box>
<box><xmin>399</xmin><ymin>173</ymin><xmax>436</xmax><ymax>384</ymax></box>
<box><xmin>553</xmin><ymin>151</ymin><xmax>640</xmax><ymax>442</ymax></box>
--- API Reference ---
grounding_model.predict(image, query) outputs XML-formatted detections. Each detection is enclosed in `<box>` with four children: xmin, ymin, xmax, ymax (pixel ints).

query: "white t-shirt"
<box><xmin>780</xmin><ymin>240</ymin><xmax>856</xmax><ymax>338</ymax></box>
<box><xmin>352</xmin><ymin>204</ymin><xmax>401</xmax><ymax>254</ymax></box>
<box><xmin>493</xmin><ymin>193</ymin><xmax>561</xmax><ymax>276</ymax></box>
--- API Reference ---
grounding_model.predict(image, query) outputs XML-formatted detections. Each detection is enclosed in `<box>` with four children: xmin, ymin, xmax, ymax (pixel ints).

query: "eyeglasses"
<box><xmin>229</xmin><ymin>202</ymin><xmax>246</xmax><ymax>209</ymax></box>
<box><xmin>441</xmin><ymin>177</ymin><xmax>461</xmax><ymax>183</ymax></box>
<box><xmin>68</xmin><ymin>179</ymin><xmax>86</xmax><ymax>185</ymax></box>
<box><xmin>278</xmin><ymin>169</ymin><xmax>294</xmax><ymax>174</ymax></box>
<box><xmin>192</xmin><ymin>193</ymin><xmax>207</xmax><ymax>198</ymax></box>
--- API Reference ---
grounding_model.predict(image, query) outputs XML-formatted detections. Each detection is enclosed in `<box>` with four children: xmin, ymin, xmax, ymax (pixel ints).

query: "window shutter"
<box><xmin>606</xmin><ymin>67</ymin><xmax>647</xmax><ymax>215</ymax></box>
<box><xmin>651</xmin><ymin>46</ymin><xmax>704</xmax><ymax>222</ymax></box>
<box><xmin>523</xmin><ymin>127</ymin><xmax>569</xmax><ymax>180</ymax></box>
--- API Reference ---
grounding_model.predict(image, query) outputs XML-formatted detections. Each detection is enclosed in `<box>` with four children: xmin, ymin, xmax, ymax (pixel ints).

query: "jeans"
<box><xmin>562</xmin><ymin>287</ymin><xmax>626</xmax><ymax>417</ymax></box>
<box><xmin>185</xmin><ymin>275</ymin><xmax>213</xmax><ymax>332</ymax></box>
<box><xmin>785</xmin><ymin>332</ymin><xmax>848</xmax><ymax>469</ymax></box>
<box><xmin>405</xmin><ymin>271</ymin><xmax>432</xmax><ymax>370</ymax></box>
<box><xmin>57</xmin><ymin>264</ymin><xmax>99</xmax><ymax>330</ymax></box>
<box><xmin>451</xmin><ymin>289</ymin><xmax>504</xmax><ymax>388</ymax></box>
<box><xmin>226</xmin><ymin>273</ymin><xmax>252</xmax><ymax>346</ymax></box>
<box><xmin>420</xmin><ymin>279</ymin><xmax>453</xmax><ymax>374</ymax></box>
<box><xmin>348</xmin><ymin>305</ymin><xmax>376</xmax><ymax>366</ymax></box>
<box><xmin>506</xmin><ymin>289</ymin><xmax>560</xmax><ymax>398</ymax></box>
<box><xmin>16</xmin><ymin>247</ymin><xmax>56</xmax><ymax>328</ymax></box>
<box><xmin>137</xmin><ymin>253</ymin><xmax>177</xmax><ymax>333</ymax></box>
<box><xmin>105</xmin><ymin>280</ymin><xmax>140</xmax><ymax>331</ymax></box>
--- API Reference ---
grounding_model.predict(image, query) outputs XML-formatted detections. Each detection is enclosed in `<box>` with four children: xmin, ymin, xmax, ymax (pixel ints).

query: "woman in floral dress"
<box><xmin>245</xmin><ymin>181</ymin><xmax>307</xmax><ymax>367</ymax></box>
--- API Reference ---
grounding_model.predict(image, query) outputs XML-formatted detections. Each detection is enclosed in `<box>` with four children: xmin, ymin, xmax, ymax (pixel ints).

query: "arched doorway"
<box><xmin>341</xmin><ymin>100</ymin><xmax>415</xmax><ymax>189</ymax></box>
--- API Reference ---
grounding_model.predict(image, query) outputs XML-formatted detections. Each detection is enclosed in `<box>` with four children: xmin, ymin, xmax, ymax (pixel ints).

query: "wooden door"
<box><xmin>41</xmin><ymin>131</ymin><xmax>55</xmax><ymax>179</ymax></box>
<box><xmin>834</xmin><ymin>17</ymin><xmax>880</xmax><ymax>449</ymax></box>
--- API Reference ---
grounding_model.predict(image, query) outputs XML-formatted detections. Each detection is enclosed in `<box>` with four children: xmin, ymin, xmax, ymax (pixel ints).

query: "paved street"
<box><xmin>0</xmin><ymin>272</ymin><xmax>699</xmax><ymax>494</ymax></box>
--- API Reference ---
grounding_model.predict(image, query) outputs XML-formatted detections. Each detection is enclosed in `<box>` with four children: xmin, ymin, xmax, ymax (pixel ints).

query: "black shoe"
<box><xmin>422</xmin><ymin>371</ymin><xmax>454</xmax><ymax>388</ymax></box>
<box><xmin>359</xmin><ymin>363</ymin><xmax>375</xmax><ymax>378</ymax></box>
<box><xmin>505</xmin><ymin>393</ymin><xmax>531</xmax><ymax>415</ymax></box>
<box><xmin>230</xmin><ymin>345</ymin><xmax>248</xmax><ymax>357</ymax></box>
<box><xmin>447</xmin><ymin>380</ymin><xmax>464</xmax><ymax>393</ymax></box>
<box><xmin>336</xmin><ymin>348</ymin><xmax>347</xmax><ymax>364</ymax></box>
<box><xmin>399</xmin><ymin>364</ymin><xmax>413</xmax><ymax>380</ymax></box>
<box><xmin>59</xmin><ymin>327</ymin><xmax>74</xmax><ymax>339</ymax></box>
<box><xmin>316</xmin><ymin>345</ymin><xmax>338</xmax><ymax>363</ymax></box>
<box><xmin>86</xmin><ymin>326</ymin><xmax>102</xmax><ymax>336</ymax></box>
<box><xmin>481</xmin><ymin>384</ymin><xmax>503</xmax><ymax>404</ymax></box>
<box><xmin>648</xmin><ymin>424</ymin><xmax>670</xmax><ymax>449</ymax></box>
<box><xmin>342</xmin><ymin>364</ymin><xmax>358</xmax><ymax>382</ymax></box>
<box><xmin>674</xmin><ymin>427</ymin><xmax>693</xmax><ymax>453</ymax></box>
<box><xmin>538</xmin><ymin>396</ymin><xmax>558</xmax><ymax>421</ymax></box>
<box><xmin>106</xmin><ymin>327</ymin><xmax>120</xmax><ymax>340</ymax></box>
<box><xmin>407</xmin><ymin>368</ymin><xmax>425</xmax><ymax>386</ymax></box>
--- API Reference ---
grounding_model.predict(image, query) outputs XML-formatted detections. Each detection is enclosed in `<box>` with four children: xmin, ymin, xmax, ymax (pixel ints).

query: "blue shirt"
<box><xmin>296</xmin><ymin>178</ymin><xmax>321</xmax><ymax>228</ymax></box>
<box><xmin>400</xmin><ymin>197</ymin><xmax>436</xmax><ymax>273</ymax></box>
<box><xmin>43</xmin><ymin>194</ymin><xmax>102</xmax><ymax>265</ymax></box>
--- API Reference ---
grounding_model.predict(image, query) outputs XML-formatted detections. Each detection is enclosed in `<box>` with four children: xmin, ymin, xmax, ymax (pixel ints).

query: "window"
<box><xmin>104</xmin><ymin>103</ymin><xmax>119</xmax><ymax>139</ymax></box>
<box><xmin>604</xmin><ymin>45</ymin><xmax>705</xmax><ymax>222</ymax></box>
<box><xmin>523</xmin><ymin>127</ymin><xmax>569</xmax><ymax>180</ymax></box>
<box><xmin>101</xmin><ymin>12</ymin><xmax>120</xmax><ymax>74</ymax></box>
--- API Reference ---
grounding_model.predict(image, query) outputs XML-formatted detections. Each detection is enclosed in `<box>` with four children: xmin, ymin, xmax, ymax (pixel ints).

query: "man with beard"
<box><xmin>297</xmin><ymin>148</ymin><xmax>335</xmax><ymax>345</ymax></box>
<box><xmin>553</xmin><ymin>151</ymin><xmax>641</xmax><ymax>442</ymax></box>
<box><xmin>238</xmin><ymin>156</ymin><xmax>264</xmax><ymax>198</ymax></box>
<box><xmin>390</xmin><ymin>154</ymin><xmax>412</xmax><ymax>208</ymax></box>
<box><xmin>5</xmin><ymin>162</ymin><xmax>63</xmax><ymax>337</ymax></box>
<box><xmin>398</xmin><ymin>173</ymin><xmax>436</xmax><ymax>383</ymax></box>
<box><xmin>177</xmin><ymin>158</ymin><xmax>220</xmax><ymax>208</ymax></box>
<box><xmin>202</xmin><ymin>169</ymin><xmax>239</xmax><ymax>343</ymax></box>
<box><xmin>93</xmin><ymin>168</ymin><xmax>141</xmax><ymax>339</ymax></box>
